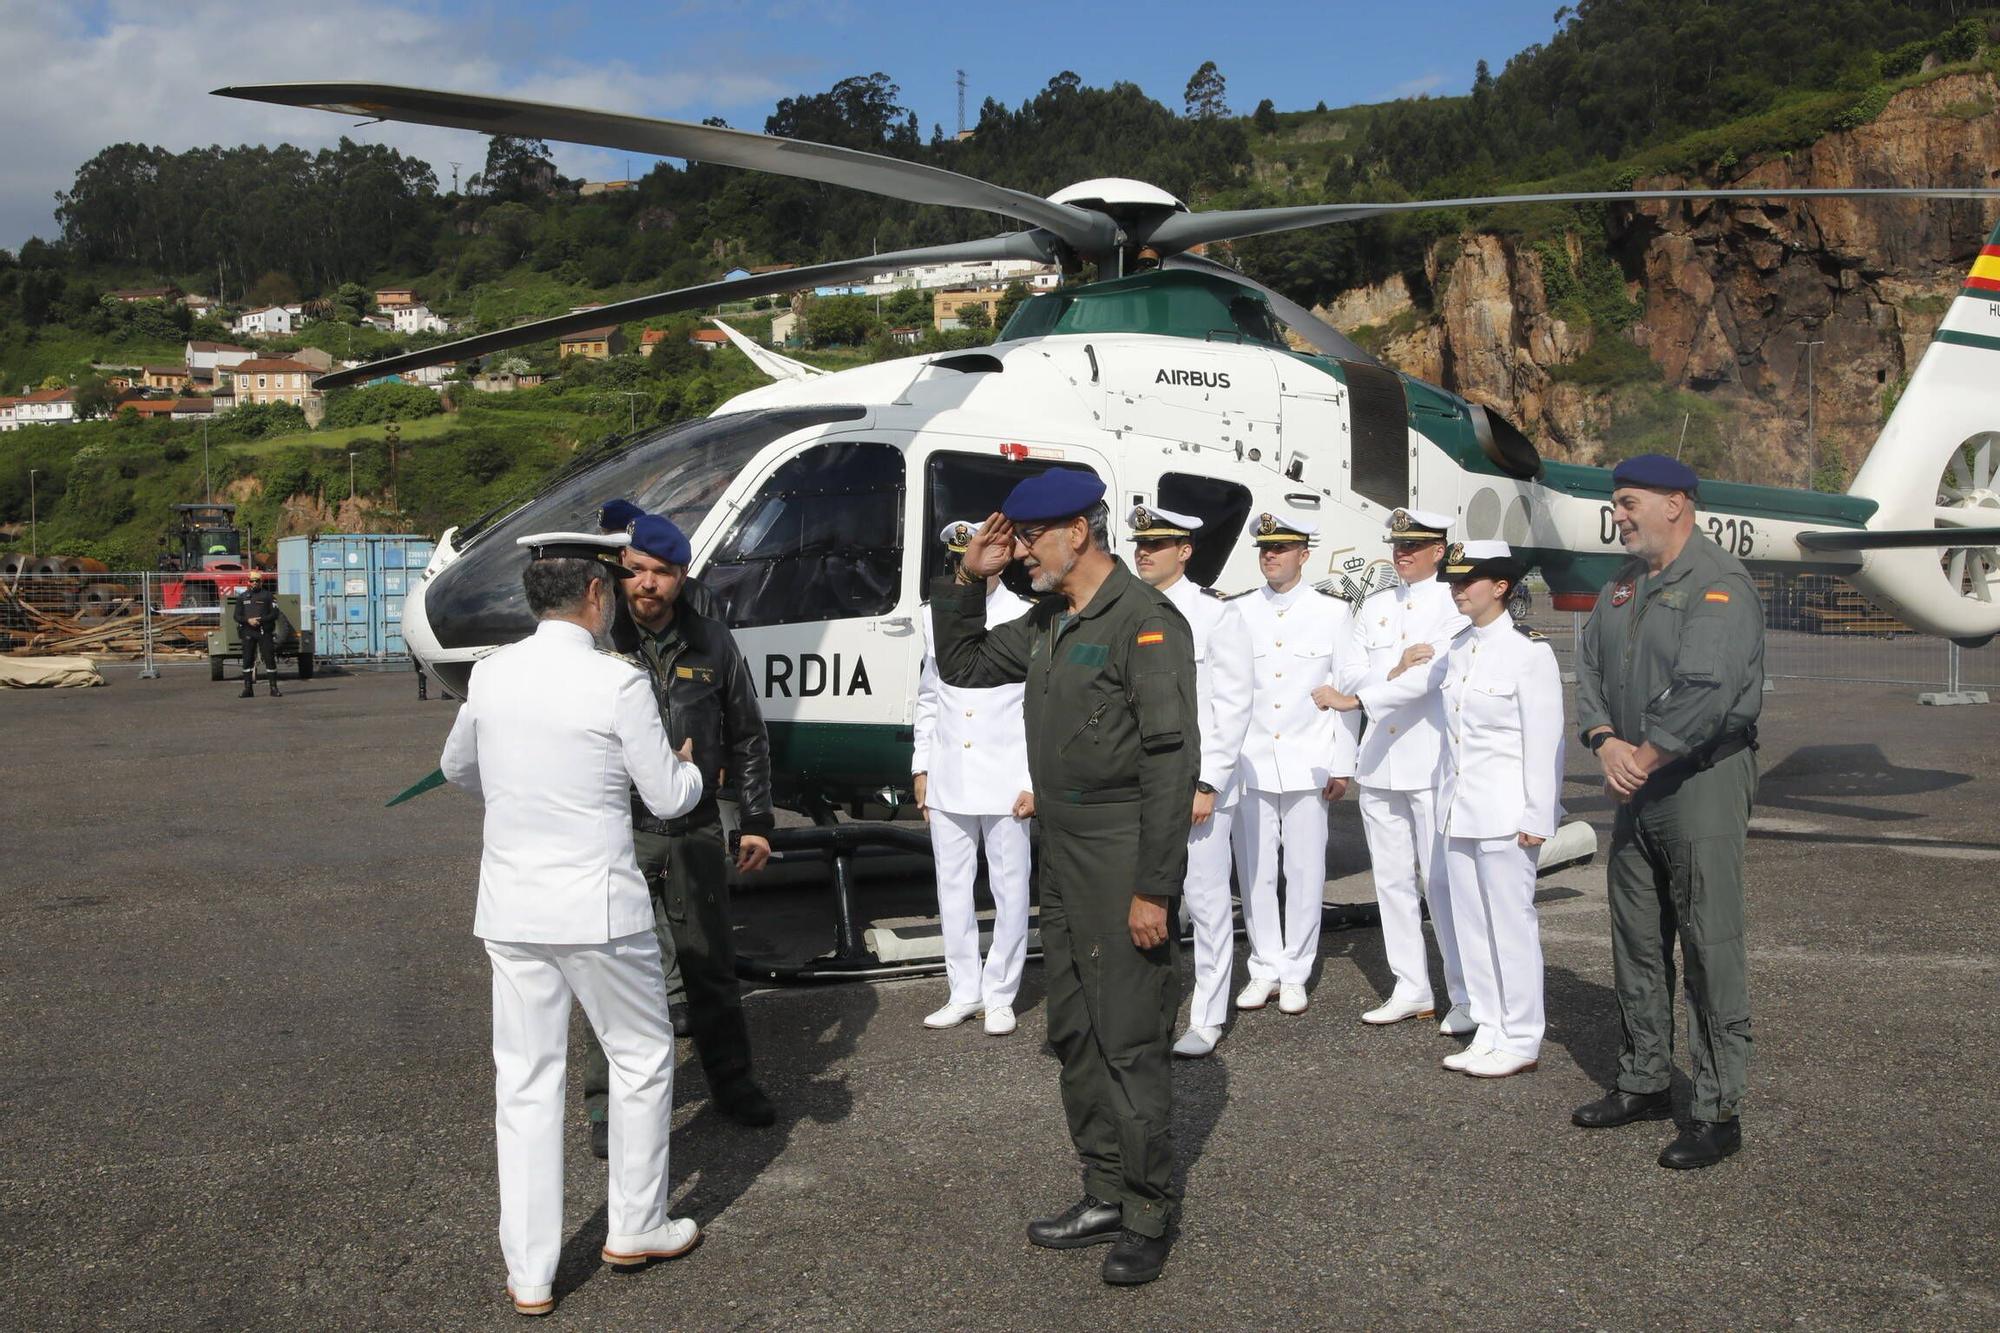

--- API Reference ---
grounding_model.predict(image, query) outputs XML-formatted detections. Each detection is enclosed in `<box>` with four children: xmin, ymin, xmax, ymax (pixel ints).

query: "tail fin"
<box><xmin>1842</xmin><ymin>216</ymin><xmax>2000</xmax><ymax>638</ymax></box>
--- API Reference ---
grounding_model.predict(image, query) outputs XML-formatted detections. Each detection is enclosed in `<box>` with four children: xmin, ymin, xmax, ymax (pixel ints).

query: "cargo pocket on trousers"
<box><xmin>1092</xmin><ymin>932</ymin><xmax>1171</xmax><ymax>1069</ymax></box>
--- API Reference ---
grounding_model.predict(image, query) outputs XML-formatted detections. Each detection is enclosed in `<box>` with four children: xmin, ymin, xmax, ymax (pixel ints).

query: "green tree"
<box><xmin>1252</xmin><ymin>98</ymin><xmax>1279</xmax><ymax>134</ymax></box>
<box><xmin>1184</xmin><ymin>61</ymin><xmax>1230</xmax><ymax>120</ymax></box>
<box><xmin>477</xmin><ymin>135</ymin><xmax>558</xmax><ymax>202</ymax></box>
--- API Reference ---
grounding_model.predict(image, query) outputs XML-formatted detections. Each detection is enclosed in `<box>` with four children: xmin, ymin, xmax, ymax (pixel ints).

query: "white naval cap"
<box><xmin>938</xmin><ymin>518</ymin><xmax>982</xmax><ymax>552</ymax></box>
<box><xmin>1251</xmin><ymin>512</ymin><xmax>1318</xmax><ymax>546</ymax></box>
<box><xmin>1127</xmin><ymin>504</ymin><xmax>1202</xmax><ymax>540</ymax></box>
<box><xmin>515</xmin><ymin>530</ymin><xmax>635</xmax><ymax>577</ymax></box>
<box><xmin>1385</xmin><ymin>507</ymin><xmax>1453</xmax><ymax>542</ymax></box>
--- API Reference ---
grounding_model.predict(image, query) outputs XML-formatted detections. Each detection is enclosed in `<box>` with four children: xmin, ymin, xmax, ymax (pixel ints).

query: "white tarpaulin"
<box><xmin>0</xmin><ymin>656</ymin><xmax>106</xmax><ymax>688</ymax></box>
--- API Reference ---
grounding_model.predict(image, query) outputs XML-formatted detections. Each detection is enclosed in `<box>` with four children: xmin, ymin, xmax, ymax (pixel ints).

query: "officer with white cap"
<box><xmin>1126</xmin><ymin>505</ymin><xmax>1254</xmax><ymax>1057</ymax></box>
<box><xmin>1329</xmin><ymin>506</ymin><xmax>1473</xmax><ymax>1030</ymax></box>
<box><xmin>439</xmin><ymin>530</ymin><xmax>707</xmax><ymax>1317</ymax></box>
<box><xmin>913</xmin><ymin>519</ymin><xmax>1035</xmax><ymax>1036</ymax></box>
<box><xmin>1231</xmin><ymin>513</ymin><xmax>1361</xmax><ymax>1016</ymax></box>
<box><xmin>1320</xmin><ymin>540</ymin><xmax>1562</xmax><ymax>1077</ymax></box>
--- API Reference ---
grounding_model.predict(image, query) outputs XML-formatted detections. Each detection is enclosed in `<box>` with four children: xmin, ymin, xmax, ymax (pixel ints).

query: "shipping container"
<box><xmin>277</xmin><ymin>533</ymin><xmax>436</xmax><ymax>663</ymax></box>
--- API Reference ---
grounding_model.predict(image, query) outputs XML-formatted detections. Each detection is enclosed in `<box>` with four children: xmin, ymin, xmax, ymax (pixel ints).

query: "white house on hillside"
<box><xmin>233</xmin><ymin>305</ymin><xmax>303</xmax><ymax>337</ymax></box>
<box><xmin>11</xmin><ymin>388</ymin><xmax>78</xmax><ymax>425</ymax></box>
<box><xmin>390</xmin><ymin>304</ymin><xmax>449</xmax><ymax>335</ymax></box>
<box><xmin>186</xmin><ymin>340</ymin><xmax>255</xmax><ymax>378</ymax></box>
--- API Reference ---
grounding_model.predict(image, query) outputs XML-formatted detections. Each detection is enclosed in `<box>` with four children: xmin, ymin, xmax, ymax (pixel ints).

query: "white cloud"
<box><xmin>1391</xmin><ymin>71</ymin><xmax>1449</xmax><ymax>98</ymax></box>
<box><xmin>0</xmin><ymin>0</ymin><xmax>790</xmax><ymax>250</ymax></box>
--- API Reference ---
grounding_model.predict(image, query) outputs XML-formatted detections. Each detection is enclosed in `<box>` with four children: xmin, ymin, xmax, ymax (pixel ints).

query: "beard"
<box><xmin>590</xmin><ymin>588</ymin><xmax>617</xmax><ymax>644</ymax></box>
<box><xmin>1029</xmin><ymin>547</ymin><xmax>1076</xmax><ymax>594</ymax></box>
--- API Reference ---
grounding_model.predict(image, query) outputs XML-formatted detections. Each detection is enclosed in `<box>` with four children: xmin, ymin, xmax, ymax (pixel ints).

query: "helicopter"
<box><xmin>214</xmin><ymin>85</ymin><xmax>2000</xmax><ymax>969</ymax></box>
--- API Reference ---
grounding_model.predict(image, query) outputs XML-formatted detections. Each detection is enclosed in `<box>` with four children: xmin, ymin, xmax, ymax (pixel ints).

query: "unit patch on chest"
<box><xmin>674</xmin><ymin>665</ymin><xmax>716</xmax><ymax>683</ymax></box>
<box><xmin>1609</xmin><ymin>581</ymin><xmax>1635</xmax><ymax>607</ymax></box>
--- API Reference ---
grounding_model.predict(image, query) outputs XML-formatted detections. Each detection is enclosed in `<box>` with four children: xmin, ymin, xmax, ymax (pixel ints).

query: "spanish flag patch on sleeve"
<box><xmin>1136</xmin><ymin>630</ymin><xmax>1165</xmax><ymax>646</ymax></box>
<box><xmin>1704</xmin><ymin>589</ymin><xmax>1731</xmax><ymax>604</ymax></box>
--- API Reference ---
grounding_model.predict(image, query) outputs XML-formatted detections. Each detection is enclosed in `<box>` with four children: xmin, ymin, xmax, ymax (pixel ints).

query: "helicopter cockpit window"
<box><xmin>705</xmin><ymin>441</ymin><xmax>905</xmax><ymax>628</ymax></box>
<box><xmin>922</xmin><ymin>451</ymin><xmax>1098</xmax><ymax>599</ymax></box>
<box><xmin>1157</xmin><ymin>472</ymin><xmax>1254</xmax><ymax>588</ymax></box>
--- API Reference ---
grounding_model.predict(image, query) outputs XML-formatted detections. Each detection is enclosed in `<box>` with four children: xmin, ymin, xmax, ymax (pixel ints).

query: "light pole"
<box><xmin>348</xmin><ymin>450</ymin><xmax>358</xmax><ymax>501</ymax></box>
<box><xmin>28</xmin><ymin>468</ymin><xmax>40</xmax><ymax>557</ymax></box>
<box><xmin>1796</xmin><ymin>327</ymin><xmax>1825</xmax><ymax>490</ymax></box>
<box><xmin>201</xmin><ymin>418</ymin><xmax>211</xmax><ymax>502</ymax></box>
<box><xmin>616</xmin><ymin>390</ymin><xmax>645</xmax><ymax>435</ymax></box>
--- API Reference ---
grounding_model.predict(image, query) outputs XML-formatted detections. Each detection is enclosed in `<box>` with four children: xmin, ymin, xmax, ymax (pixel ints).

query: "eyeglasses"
<box><xmin>1013</xmin><ymin>523</ymin><xmax>1054</xmax><ymax>547</ymax></box>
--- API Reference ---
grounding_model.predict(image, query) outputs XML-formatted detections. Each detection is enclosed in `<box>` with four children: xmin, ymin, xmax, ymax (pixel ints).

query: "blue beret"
<box><xmin>599</xmin><ymin>498</ymin><xmax>644</xmax><ymax>533</ymax></box>
<box><xmin>1611</xmin><ymin>453</ymin><xmax>1700</xmax><ymax>495</ymax></box>
<box><xmin>628</xmin><ymin>513</ymin><xmax>692</xmax><ymax>567</ymax></box>
<box><xmin>1000</xmin><ymin>468</ymin><xmax>1106</xmax><ymax>523</ymax></box>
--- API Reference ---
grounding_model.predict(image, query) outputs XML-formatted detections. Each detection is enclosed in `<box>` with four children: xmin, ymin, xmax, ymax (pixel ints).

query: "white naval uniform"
<box><xmin>1231</xmin><ymin>583</ymin><xmax>1362</xmax><ymax>986</ymax></box>
<box><xmin>912</xmin><ymin>584</ymin><xmax>1034</xmax><ymax>1009</ymax></box>
<box><xmin>1435</xmin><ymin>613</ymin><xmax>1565</xmax><ymax>1059</ymax></box>
<box><xmin>440</xmin><ymin>619</ymin><xmax>704</xmax><ymax>1292</ymax></box>
<box><xmin>1340</xmin><ymin>574</ymin><xmax>1471</xmax><ymax>1010</ymax></box>
<box><xmin>1160</xmin><ymin>574</ymin><xmax>1254</xmax><ymax>1030</ymax></box>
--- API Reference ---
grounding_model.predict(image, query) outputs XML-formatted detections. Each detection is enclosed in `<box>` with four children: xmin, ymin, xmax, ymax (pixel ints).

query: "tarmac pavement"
<box><xmin>2</xmin><ymin>662</ymin><xmax>1996</xmax><ymax>1329</ymax></box>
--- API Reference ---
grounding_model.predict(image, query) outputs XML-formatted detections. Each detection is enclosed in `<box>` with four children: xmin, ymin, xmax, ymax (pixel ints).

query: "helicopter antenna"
<box><xmin>956</xmin><ymin>69</ymin><xmax>966</xmax><ymax>136</ymax></box>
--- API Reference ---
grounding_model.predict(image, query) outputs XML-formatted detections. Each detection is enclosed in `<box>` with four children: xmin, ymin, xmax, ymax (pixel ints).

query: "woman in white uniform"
<box><xmin>1318</xmin><ymin>540</ymin><xmax>1563</xmax><ymax>1077</ymax></box>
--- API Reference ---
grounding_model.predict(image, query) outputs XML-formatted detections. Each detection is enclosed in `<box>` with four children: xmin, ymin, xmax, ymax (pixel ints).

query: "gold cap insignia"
<box><xmin>1390</xmin><ymin>509</ymin><xmax>1413</xmax><ymax>532</ymax></box>
<box><xmin>1132</xmin><ymin>505</ymin><xmax>1154</xmax><ymax>530</ymax></box>
<box><xmin>1257</xmin><ymin>513</ymin><xmax>1277</xmax><ymax>536</ymax></box>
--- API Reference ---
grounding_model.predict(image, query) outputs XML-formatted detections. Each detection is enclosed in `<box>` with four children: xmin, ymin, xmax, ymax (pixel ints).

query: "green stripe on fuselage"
<box><xmin>1938</xmin><ymin>328</ymin><xmax>2000</xmax><ymax>353</ymax></box>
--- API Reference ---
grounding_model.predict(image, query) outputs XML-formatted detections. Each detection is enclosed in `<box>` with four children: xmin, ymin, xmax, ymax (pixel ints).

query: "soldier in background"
<box><xmin>235</xmin><ymin>579</ymin><xmax>283</xmax><ymax>699</ymax></box>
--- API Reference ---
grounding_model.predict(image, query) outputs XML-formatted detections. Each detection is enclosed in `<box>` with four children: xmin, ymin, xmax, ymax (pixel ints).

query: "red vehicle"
<box><xmin>158</xmin><ymin>503</ymin><xmax>261</xmax><ymax>608</ymax></box>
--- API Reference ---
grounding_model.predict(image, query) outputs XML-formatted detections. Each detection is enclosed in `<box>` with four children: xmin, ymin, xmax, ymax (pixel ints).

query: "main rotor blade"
<box><xmin>312</xmin><ymin>232</ymin><xmax>1055</xmax><ymax>390</ymax></box>
<box><xmin>1143</xmin><ymin>186</ymin><xmax>2000</xmax><ymax>254</ymax></box>
<box><xmin>213</xmin><ymin>82</ymin><xmax>1117</xmax><ymax>255</ymax></box>
<box><xmin>1161</xmin><ymin>253</ymin><xmax>1379</xmax><ymax>365</ymax></box>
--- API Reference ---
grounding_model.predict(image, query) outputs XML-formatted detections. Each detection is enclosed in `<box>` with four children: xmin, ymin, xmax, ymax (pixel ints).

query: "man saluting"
<box><xmin>931</xmin><ymin>469</ymin><xmax>1199</xmax><ymax>1286</ymax></box>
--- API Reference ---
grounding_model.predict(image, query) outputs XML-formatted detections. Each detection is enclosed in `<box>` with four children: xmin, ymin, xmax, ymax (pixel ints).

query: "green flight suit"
<box><xmin>1575</xmin><ymin>531</ymin><xmax>1764</xmax><ymax>1122</ymax></box>
<box><xmin>931</xmin><ymin>558</ymin><xmax>1199</xmax><ymax>1238</ymax></box>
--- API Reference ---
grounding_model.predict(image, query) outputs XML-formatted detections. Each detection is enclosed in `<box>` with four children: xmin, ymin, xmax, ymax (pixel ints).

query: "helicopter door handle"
<box><xmin>1286</xmin><ymin>492</ymin><xmax>1322</xmax><ymax>508</ymax></box>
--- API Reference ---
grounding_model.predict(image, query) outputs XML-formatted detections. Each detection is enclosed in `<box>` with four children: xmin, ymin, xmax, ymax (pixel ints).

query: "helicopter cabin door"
<box><xmin>913</xmin><ymin>436</ymin><xmax>1118</xmax><ymax>608</ymax></box>
<box><xmin>696</xmin><ymin>437</ymin><xmax>915</xmax><ymax>797</ymax></box>
<box><xmin>1281</xmin><ymin>358</ymin><xmax>1412</xmax><ymax>529</ymax></box>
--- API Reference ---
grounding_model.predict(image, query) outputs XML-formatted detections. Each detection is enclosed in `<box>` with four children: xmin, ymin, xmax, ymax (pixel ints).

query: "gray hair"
<box><xmin>522</xmin><ymin>556</ymin><xmax>606</xmax><ymax>619</ymax></box>
<box><xmin>1084</xmin><ymin>501</ymin><xmax>1110</xmax><ymax>552</ymax></box>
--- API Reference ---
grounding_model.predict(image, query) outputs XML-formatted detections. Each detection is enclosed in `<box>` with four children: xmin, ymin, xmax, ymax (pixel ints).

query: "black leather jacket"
<box><xmin>234</xmin><ymin>586</ymin><xmax>279</xmax><ymax>633</ymax></box>
<box><xmin>615</xmin><ymin>602</ymin><xmax>775</xmax><ymax>836</ymax></box>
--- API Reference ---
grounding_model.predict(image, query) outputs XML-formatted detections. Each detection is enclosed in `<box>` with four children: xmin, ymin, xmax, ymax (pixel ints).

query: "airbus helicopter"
<box><xmin>216</xmin><ymin>83</ymin><xmax>2000</xmax><ymax>842</ymax></box>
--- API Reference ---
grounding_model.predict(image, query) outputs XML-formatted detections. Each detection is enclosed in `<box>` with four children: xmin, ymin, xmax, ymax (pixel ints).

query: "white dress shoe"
<box><xmin>1278</xmin><ymin>984</ymin><xmax>1309</xmax><ymax>1015</ymax></box>
<box><xmin>1361</xmin><ymin>996</ymin><xmax>1437</xmax><ymax>1025</ymax></box>
<box><xmin>1461</xmin><ymin>1049</ymin><xmax>1540</xmax><ymax>1079</ymax></box>
<box><xmin>507</xmin><ymin>1282</ymin><xmax>554</xmax><ymax>1316</ymax></box>
<box><xmin>602</xmin><ymin>1217</ymin><xmax>700</xmax><ymax>1269</ymax></box>
<box><xmin>1441</xmin><ymin>1035</ymin><xmax>1495</xmax><ymax>1071</ymax></box>
<box><xmin>1437</xmin><ymin>1004</ymin><xmax>1477</xmax><ymax>1036</ymax></box>
<box><xmin>1173</xmin><ymin>1025</ymin><xmax>1222</xmax><ymax>1057</ymax></box>
<box><xmin>983</xmin><ymin>1005</ymin><xmax>1017</xmax><ymax>1036</ymax></box>
<box><xmin>924</xmin><ymin>999</ymin><xmax>983</xmax><ymax>1029</ymax></box>
<box><xmin>1235</xmin><ymin>979</ymin><xmax>1279</xmax><ymax>1010</ymax></box>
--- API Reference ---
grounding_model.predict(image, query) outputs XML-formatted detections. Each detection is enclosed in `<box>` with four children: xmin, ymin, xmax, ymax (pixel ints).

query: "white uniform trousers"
<box><xmin>1443</xmin><ymin>835</ymin><xmax>1545</xmax><ymax>1059</ymax></box>
<box><xmin>1358</xmin><ymin>786</ymin><xmax>1467</xmax><ymax>1009</ymax></box>
<box><xmin>929</xmin><ymin>810</ymin><xmax>1033</xmax><ymax>1008</ymax></box>
<box><xmin>485</xmin><ymin>932</ymin><xmax>676</xmax><ymax>1289</ymax></box>
<box><xmin>1183</xmin><ymin>804</ymin><xmax>1238</xmax><ymax>1030</ymax></box>
<box><xmin>1231</xmin><ymin>789</ymin><xmax>1327</xmax><ymax>986</ymax></box>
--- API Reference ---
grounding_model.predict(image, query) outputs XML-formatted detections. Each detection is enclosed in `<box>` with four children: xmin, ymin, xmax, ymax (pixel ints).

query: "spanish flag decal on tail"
<box><xmin>1937</xmin><ymin>218</ymin><xmax>2000</xmax><ymax>353</ymax></box>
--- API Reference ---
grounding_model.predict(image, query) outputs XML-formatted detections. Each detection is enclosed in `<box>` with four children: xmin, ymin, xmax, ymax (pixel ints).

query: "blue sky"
<box><xmin>1</xmin><ymin>0</ymin><xmax>1564</xmax><ymax>250</ymax></box>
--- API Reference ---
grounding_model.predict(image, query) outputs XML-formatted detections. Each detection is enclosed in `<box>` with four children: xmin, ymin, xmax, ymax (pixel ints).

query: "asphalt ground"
<box><xmin>3</xmin><ymin>662</ymin><xmax>1996</xmax><ymax>1330</ymax></box>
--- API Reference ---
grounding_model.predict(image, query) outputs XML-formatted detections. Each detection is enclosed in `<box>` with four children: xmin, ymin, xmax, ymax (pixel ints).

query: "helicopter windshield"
<box><xmin>997</xmin><ymin>269</ymin><xmax>1287</xmax><ymax>347</ymax></box>
<box><xmin>425</xmin><ymin>406</ymin><xmax>865</xmax><ymax>654</ymax></box>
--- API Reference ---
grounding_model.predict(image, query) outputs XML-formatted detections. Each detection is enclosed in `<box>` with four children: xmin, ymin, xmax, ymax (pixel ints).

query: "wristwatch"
<box><xmin>1195</xmin><ymin>781</ymin><xmax>1217</xmax><ymax>795</ymax></box>
<box><xmin>1587</xmin><ymin>730</ymin><xmax>1614</xmax><ymax>753</ymax></box>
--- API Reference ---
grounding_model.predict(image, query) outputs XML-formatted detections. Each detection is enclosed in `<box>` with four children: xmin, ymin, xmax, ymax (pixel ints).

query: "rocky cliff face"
<box><xmin>1314</xmin><ymin>73</ymin><xmax>2000</xmax><ymax>486</ymax></box>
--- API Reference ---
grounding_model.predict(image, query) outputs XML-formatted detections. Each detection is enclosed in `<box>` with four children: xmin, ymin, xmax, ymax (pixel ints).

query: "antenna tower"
<box><xmin>956</xmin><ymin>69</ymin><xmax>967</xmax><ymax>135</ymax></box>
<box><xmin>449</xmin><ymin>161</ymin><xmax>462</xmax><ymax>194</ymax></box>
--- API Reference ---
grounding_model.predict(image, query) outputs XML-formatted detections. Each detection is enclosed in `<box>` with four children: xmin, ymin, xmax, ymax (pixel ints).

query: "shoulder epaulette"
<box><xmin>1515</xmin><ymin>624</ymin><xmax>1547</xmax><ymax>641</ymax></box>
<box><xmin>1200</xmin><ymin>584</ymin><xmax>1224</xmax><ymax>599</ymax></box>
<box><xmin>1222</xmin><ymin>587</ymin><xmax>1255</xmax><ymax>601</ymax></box>
<box><xmin>596</xmin><ymin>647</ymin><xmax>643</xmax><ymax>666</ymax></box>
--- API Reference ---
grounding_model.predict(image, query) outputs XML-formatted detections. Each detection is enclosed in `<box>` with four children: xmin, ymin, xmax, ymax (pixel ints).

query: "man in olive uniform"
<box><xmin>580</xmin><ymin>513</ymin><xmax>778</xmax><ymax>1144</ymax></box>
<box><xmin>936</xmin><ymin>469</ymin><xmax>1199</xmax><ymax>1287</ymax></box>
<box><xmin>234</xmin><ymin>578</ymin><xmax>282</xmax><ymax>699</ymax></box>
<box><xmin>1572</xmin><ymin>454</ymin><xmax>1763</xmax><ymax>1170</ymax></box>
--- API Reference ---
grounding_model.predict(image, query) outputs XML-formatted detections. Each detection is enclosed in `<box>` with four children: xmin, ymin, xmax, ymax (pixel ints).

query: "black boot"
<box><xmin>268</xmin><ymin>678</ymin><xmax>283</xmax><ymax>698</ymax></box>
<box><xmin>714</xmin><ymin>1078</ymin><xmax>775</xmax><ymax>1127</ymax></box>
<box><xmin>1659</xmin><ymin>1118</ymin><xmax>1742</xmax><ymax>1170</ymax></box>
<box><xmin>1101</xmin><ymin>1229</ymin><xmax>1172</xmax><ymax>1285</ymax></box>
<box><xmin>1572</xmin><ymin>1088</ymin><xmax>1672</xmax><ymax>1128</ymax></box>
<box><xmin>1027</xmin><ymin>1195</ymin><xmax>1123</xmax><ymax>1249</ymax></box>
<box><xmin>239</xmin><ymin>674</ymin><xmax>254</xmax><ymax>699</ymax></box>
